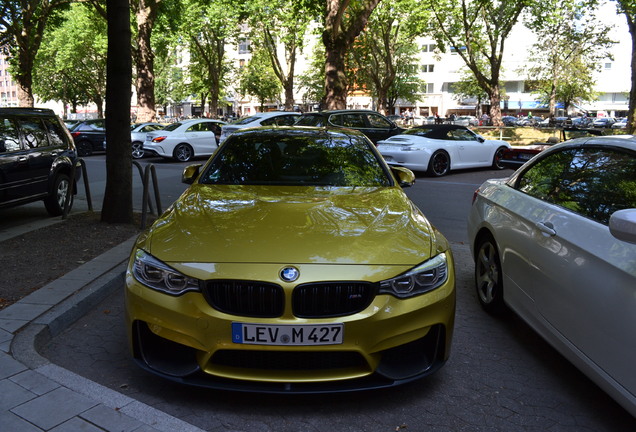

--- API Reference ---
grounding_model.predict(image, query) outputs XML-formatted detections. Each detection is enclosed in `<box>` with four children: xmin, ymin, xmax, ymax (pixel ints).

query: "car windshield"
<box><xmin>200</xmin><ymin>130</ymin><xmax>392</xmax><ymax>187</ymax></box>
<box><xmin>294</xmin><ymin>115</ymin><xmax>325</xmax><ymax>127</ymax></box>
<box><xmin>163</xmin><ymin>122</ymin><xmax>182</xmax><ymax>132</ymax></box>
<box><xmin>232</xmin><ymin>115</ymin><xmax>262</xmax><ymax>125</ymax></box>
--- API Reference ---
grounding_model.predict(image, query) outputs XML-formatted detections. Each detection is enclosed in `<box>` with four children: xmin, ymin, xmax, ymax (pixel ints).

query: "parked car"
<box><xmin>0</xmin><ymin>107</ymin><xmax>78</xmax><ymax>216</ymax></box>
<box><xmin>143</xmin><ymin>118</ymin><xmax>226</xmax><ymax>162</ymax></box>
<box><xmin>454</xmin><ymin>115</ymin><xmax>479</xmax><ymax>126</ymax></box>
<box><xmin>125</xmin><ymin>126</ymin><xmax>456</xmax><ymax>392</ymax></box>
<box><xmin>611</xmin><ymin>117</ymin><xmax>628</xmax><ymax>129</ymax></box>
<box><xmin>219</xmin><ymin>111</ymin><xmax>300</xmax><ymax>144</ymax></box>
<box><xmin>468</xmin><ymin>136</ymin><xmax>636</xmax><ymax>417</ymax></box>
<box><xmin>571</xmin><ymin>116</ymin><xmax>593</xmax><ymax>128</ymax></box>
<box><xmin>68</xmin><ymin>118</ymin><xmax>105</xmax><ymax>156</ymax></box>
<box><xmin>592</xmin><ymin>117</ymin><xmax>616</xmax><ymax>128</ymax></box>
<box><xmin>295</xmin><ymin>110</ymin><xmax>405</xmax><ymax>144</ymax></box>
<box><xmin>376</xmin><ymin>124</ymin><xmax>510</xmax><ymax>176</ymax></box>
<box><xmin>130</xmin><ymin>122</ymin><xmax>164</xmax><ymax>159</ymax></box>
<box><xmin>501</xmin><ymin>116</ymin><xmax>519</xmax><ymax>126</ymax></box>
<box><xmin>499</xmin><ymin>136</ymin><xmax>560</xmax><ymax>168</ymax></box>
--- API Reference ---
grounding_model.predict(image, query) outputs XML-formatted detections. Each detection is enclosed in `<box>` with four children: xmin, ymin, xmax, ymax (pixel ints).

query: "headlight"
<box><xmin>379</xmin><ymin>253</ymin><xmax>448</xmax><ymax>298</ymax></box>
<box><xmin>132</xmin><ymin>249</ymin><xmax>200</xmax><ymax>295</ymax></box>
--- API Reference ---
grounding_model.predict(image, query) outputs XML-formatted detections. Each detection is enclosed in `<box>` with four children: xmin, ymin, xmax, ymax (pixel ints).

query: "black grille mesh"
<box><xmin>202</xmin><ymin>280</ymin><xmax>284</xmax><ymax>317</ymax></box>
<box><xmin>293</xmin><ymin>282</ymin><xmax>376</xmax><ymax>318</ymax></box>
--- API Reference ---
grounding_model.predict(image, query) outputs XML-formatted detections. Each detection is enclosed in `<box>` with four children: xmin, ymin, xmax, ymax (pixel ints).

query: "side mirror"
<box><xmin>182</xmin><ymin>164</ymin><xmax>202</xmax><ymax>185</ymax></box>
<box><xmin>391</xmin><ymin>166</ymin><xmax>415</xmax><ymax>187</ymax></box>
<box><xmin>609</xmin><ymin>209</ymin><xmax>636</xmax><ymax>244</ymax></box>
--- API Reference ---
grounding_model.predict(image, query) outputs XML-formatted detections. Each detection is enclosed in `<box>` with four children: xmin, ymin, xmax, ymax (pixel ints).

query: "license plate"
<box><xmin>383</xmin><ymin>155</ymin><xmax>394</xmax><ymax>161</ymax></box>
<box><xmin>518</xmin><ymin>153</ymin><xmax>533</xmax><ymax>160</ymax></box>
<box><xmin>232</xmin><ymin>322</ymin><xmax>344</xmax><ymax>346</ymax></box>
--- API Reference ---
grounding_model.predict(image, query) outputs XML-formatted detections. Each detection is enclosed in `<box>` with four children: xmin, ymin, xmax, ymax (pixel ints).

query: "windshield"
<box><xmin>232</xmin><ymin>115</ymin><xmax>262</xmax><ymax>126</ymax></box>
<box><xmin>200</xmin><ymin>130</ymin><xmax>391</xmax><ymax>187</ymax></box>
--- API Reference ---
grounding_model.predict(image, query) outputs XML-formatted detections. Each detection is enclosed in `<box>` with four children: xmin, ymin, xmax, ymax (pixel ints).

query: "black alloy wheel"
<box><xmin>428</xmin><ymin>150</ymin><xmax>450</xmax><ymax>176</ymax></box>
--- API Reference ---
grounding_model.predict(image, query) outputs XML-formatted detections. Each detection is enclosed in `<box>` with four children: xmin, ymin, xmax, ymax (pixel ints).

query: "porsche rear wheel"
<box><xmin>493</xmin><ymin>146</ymin><xmax>507</xmax><ymax>170</ymax></box>
<box><xmin>428</xmin><ymin>150</ymin><xmax>450</xmax><ymax>176</ymax></box>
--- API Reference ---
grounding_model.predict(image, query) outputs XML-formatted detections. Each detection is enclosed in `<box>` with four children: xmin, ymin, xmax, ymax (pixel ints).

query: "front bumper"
<box><xmin>125</xmin><ymin>261</ymin><xmax>456</xmax><ymax>393</ymax></box>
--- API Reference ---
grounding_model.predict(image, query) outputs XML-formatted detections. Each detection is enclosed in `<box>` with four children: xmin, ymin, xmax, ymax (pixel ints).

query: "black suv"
<box><xmin>294</xmin><ymin>110</ymin><xmax>405</xmax><ymax>144</ymax></box>
<box><xmin>0</xmin><ymin>108</ymin><xmax>78</xmax><ymax>216</ymax></box>
<box><xmin>68</xmin><ymin>118</ymin><xmax>105</xmax><ymax>156</ymax></box>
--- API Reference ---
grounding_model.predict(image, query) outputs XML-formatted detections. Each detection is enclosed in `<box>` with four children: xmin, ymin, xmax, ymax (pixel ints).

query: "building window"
<box><xmin>604</xmin><ymin>62</ymin><xmax>612</xmax><ymax>70</ymax></box>
<box><xmin>422</xmin><ymin>43</ymin><xmax>436</xmax><ymax>52</ymax></box>
<box><xmin>239</xmin><ymin>38</ymin><xmax>251</xmax><ymax>54</ymax></box>
<box><xmin>424</xmin><ymin>83</ymin><xmax>434</xmax><ymax>93</ymax></box>
<box><xmin>421</xmin><ymin>64</ymin><xmax>435</xmax><ymax>73</ymax></box>
<box><xmin>450</xmin><ymin>45</ymin><xmax>466</xmax><ymax>55</ymax></box>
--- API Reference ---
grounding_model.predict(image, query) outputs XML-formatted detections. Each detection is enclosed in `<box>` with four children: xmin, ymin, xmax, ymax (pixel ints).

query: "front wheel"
<box><xmin>474</xmin><ymin>235</ymin><xmax>506</xmax><ymax>314</ymax></box>
<box><xmin>44</xmin><ymin>173</ymin><xmax>72</xmax><ymax>216</ymax></box>
<box><xmin>492</xmin><ymin>146</ymin><xmax>507</xmax><ymax>170</ymax></box>
<box><xmin>427</xmin><ymin>150</ymin><xmax>450</xmax><ymax>176</ymax></box>
<box><xmin>132</xmin><ymin>142</ymin><xmax>145</xmax><ymax>159</ymax></box>
<box><xmin>173</xmin><ymin>143</ymin><xmax>193</xmax><ymax>162</ymax></box>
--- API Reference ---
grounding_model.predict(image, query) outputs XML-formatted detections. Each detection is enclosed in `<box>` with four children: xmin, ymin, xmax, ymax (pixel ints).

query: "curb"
<box><xmin>1</xmin><ymin>236</ymin><xmax>205</xmax><ymax>432</ymax></box>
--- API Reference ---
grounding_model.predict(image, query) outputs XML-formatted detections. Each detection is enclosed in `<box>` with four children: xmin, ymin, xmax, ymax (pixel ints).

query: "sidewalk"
<box><xmin>0</xmin><ymin>233</ymin><xmax>204</xmax><ymax>431</ymax></box>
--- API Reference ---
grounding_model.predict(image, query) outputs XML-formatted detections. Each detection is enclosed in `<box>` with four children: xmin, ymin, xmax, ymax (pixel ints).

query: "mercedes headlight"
<box><xmin>132</xmin><ymin>249</ymin><xmax>200</xmax><ymax>295</ymax></box>
<box><xmin>379</xmin><ymin>253</ymin><xmax>448</xmax><ymax>298</ymax></box>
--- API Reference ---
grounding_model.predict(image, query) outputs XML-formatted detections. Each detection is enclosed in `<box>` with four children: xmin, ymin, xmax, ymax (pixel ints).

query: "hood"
<box><xmin>142</xmin><ymin>185</ymin><xmax>435</xmax><ymax>265</ymax></box>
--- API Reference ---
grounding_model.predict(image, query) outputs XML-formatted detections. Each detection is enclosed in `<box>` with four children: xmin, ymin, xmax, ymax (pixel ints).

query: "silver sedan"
<box><xmin>467</xmin><ymin>136</ymin><xmax>636</xmax><ymax>417</ymax></box>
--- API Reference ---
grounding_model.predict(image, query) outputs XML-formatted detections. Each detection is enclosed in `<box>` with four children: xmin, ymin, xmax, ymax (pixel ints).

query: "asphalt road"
<box><xmin>4</xmin><ymin>154</ymin><xmax>635</xmax><ymax>430</ymax></box>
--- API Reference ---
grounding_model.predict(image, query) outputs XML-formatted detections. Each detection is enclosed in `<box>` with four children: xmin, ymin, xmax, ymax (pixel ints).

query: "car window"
<box><xmin>187</xmin><ymin>122</ymin><xmax>211</xmax><ymax>132</ymax></box>
<box><xmin>332</xmin><ymin>114</ymin><xmax>366</xmax><ymax>128</ymax></box>
<box><xmin>140</xmin><ymin>124</ymin><xmax>163</xmax><ymax>133</ymax></box>
<box><xmin>516</xmin><ymin>146</ymin><xmax>636</xmax><ymax>225</ymax></box>
<box><xmin>43</xmin><ymin>118</ymin><xmax>67</xmax><ymax>147</ymax></box>
<box><xmin>0</xmin><ymin>118</ymin><xmax>21</xmax><ymax>152</ymax></box>
<box><xmin>163</xmin><ymin>122</ymin><xmax>182</xmax><ymax>132</ymax></box>
<box><xmin>295</xmin><ymin>115</ymin><xmax>324</xmax><ymax>127</ymax></box>
<box><xmin>200</xmin><ymin>133</ymin><xmax>391</xmax><ymax>187</ymax></box>
<box><xmin>366</xmin><ymin>114</ymin><xmax>391</xmax><ymax>128</ymax></box>
<box><xmin>449</xmin><ymin>129</ymin><xmax>478</xmax><ymax>141</ymax></box>
<box><xmin>17</xmin><ymin>118</ymin><xmax>49</xmax><ymax>148</ymax></box>
<box><xmin>79</xmin><ymin>120</ymin><xmax>105</xmax><ymax>131</ymax></box>
<box><xmin>233</xmin><ymin>115</ymin><xmax>262</xmax><ymax>126</ymax></box>
<box><xmin>261</xmin><ymin>115</ymin><xmax>298</xmax><ymax>126</ymax></box>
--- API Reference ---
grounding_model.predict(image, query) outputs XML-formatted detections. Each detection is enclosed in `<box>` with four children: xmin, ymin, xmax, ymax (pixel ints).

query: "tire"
<box><xmin>132</xmin><ymin>142</ymin><xmax>145</xmax><ymax>159</ymax></box>
<box><xmin>474</xmin><ymin>235</ymin><xmax>506</xmax><ymax>314</ymax></box>
<box><xmin>492</xmin><ymin>146</ymin><xmax>507</xmax><ymax>170</ymax></box>
<box><xmin>77</xmin><ymin>140</ymin><xmax>93</xmax><ymax>157</ymax></box>
<box><xmin>427</xmin><ymin>150</ymin><xmax>450</xmax><ymax>176</ymax></box>
<box><xmin>44</xmin><ymin>173</ymin><xmax>72</xmax><ymax>216</ymax></box>
<box><xmin>173</xmin><ymin>143</ymin><xmax>193</xmax><ymax>162</ymax></box>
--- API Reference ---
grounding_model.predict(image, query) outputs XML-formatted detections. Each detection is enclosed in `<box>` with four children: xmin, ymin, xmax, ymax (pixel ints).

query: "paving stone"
<box><xmin>0</xmin><ymin>379</ymin><xmax>36</xmax><ymax>410</ymax></box>
<box><xmin>10</xmin><ymin>370</ymin><xmax>60</xmax><ymax>395</ymax></box>
<box><xmin>0</xmin><ymin>410</ymin><xmax>43</xmax><ymax>432</ymax></box>
<box><xmin>49</xmin><ymin>416</ymin><xmax>104</xmax><ymax>432</ymax></box>
<box><xmin>0</xmin><ymin>351</ymin><xmax>27</xmax><ymax>379</ymax></box>
<box><xmin>81</xmin><ymin>404</ymin><xmax>146</xmax><ymax>432</ymax></box>
<box><xmin>11</xmin><ymin>386</ymin><xmax>97</xmax><ymax>430</ymax></box>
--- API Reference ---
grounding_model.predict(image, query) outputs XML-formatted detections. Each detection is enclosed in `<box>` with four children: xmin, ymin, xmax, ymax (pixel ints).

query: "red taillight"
<box><xmin>472</xmin><ymin>188</ymin><xmax>480</xmax><ymax>204</ymax></box>
<box><xmin>71</xmin><ymin>131</ymin><xmax>80</xmax><ymax>137</ymax></box>
<box><xmin>152</xmin><ymin>136</ymin><xmax>167</xmax><ymax>143</ymax></box>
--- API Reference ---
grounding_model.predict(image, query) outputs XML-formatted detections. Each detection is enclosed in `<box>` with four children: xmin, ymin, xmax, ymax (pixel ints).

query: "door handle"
<box><xmin>536</xmin><ymin>221</ymin><xmax>556</xmax><ymax>236</ymax></box>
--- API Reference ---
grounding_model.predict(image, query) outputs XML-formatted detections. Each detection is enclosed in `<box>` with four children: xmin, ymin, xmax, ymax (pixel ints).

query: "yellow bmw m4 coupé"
<box><xmin>125</xmin><ymin>126</ymin><xmax>455</xmax><ymax>392</ymax></box>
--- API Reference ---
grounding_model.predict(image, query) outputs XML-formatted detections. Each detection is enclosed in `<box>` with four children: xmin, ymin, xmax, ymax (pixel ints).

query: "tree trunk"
<box><xmin>323</xmin><ymin>0</ymin><xmax>381</xmax><ymax>110</ymax></box>
<box><xmin>17</xmin><ymin>85</ymin><xmax>34</xmax><ymax>107</ymax></box>
<box><xmin>625</xmin><ymin>11</ymin><xmax>636</xmax><ymax>134</ymax></box>
<box><xmin>102</xmin><ymin>0</ymin><xmax>133</xmax><ymax>224</ymax></box>
<box><xmin>323</xmin><ymin>40</ymin><xmax>348</xmax><ymax>110</ymax></box>
<box><xmin>134</xmin><ymin>0</ymin><xmax>158</xmax><ymax>123</ymax></box>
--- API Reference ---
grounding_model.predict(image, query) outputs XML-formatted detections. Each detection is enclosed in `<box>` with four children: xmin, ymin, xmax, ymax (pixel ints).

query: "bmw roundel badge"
<box><xmin>280</xmin><ymin>266</ymin><xmax>300</xmax><ymax>282</ymax></box>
